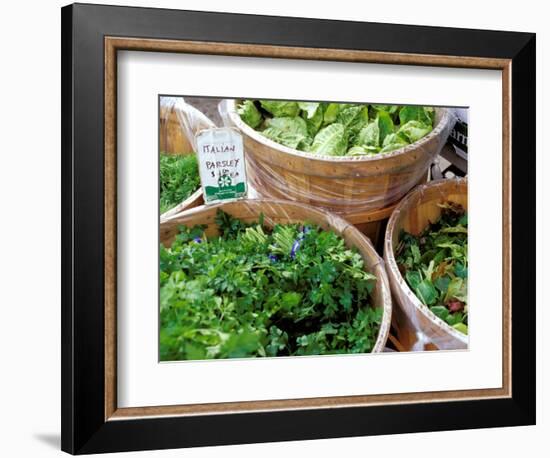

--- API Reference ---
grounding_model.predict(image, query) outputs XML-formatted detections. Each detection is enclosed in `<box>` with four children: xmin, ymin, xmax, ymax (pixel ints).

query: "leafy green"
<box><xmin>399</xmin><ymin>106</ymin><xmax>433</xmax><ymax>126</ymax></box>
<box><xmin>260</xmin><ymin>100</ymin><xmax>300</xmax><ymax>117</ymax></box>
<box><xmin>347</xmin><ymin>145</ymin><xmax>379</xmax><ymax>156</ymax></box>
<box><xmin>396</xmin><ymin>202</ymin><xmax>468</xmax><ymax>334</ymax></box>
<box><xmin>262</xmin><ymin>116</ymin><xmax>310</xmax><ymax>149</ymax></box>
<box><xmin>356</xmin><ymin>122</ymin><xmax>380</xmax><ymax>148</ymax></box>
<box><xmin>398</xmin><ymin>120</ymin><xmax>433</xmax><ymax>143</ymax></box>
<box><xmin>298</xmin><ymin>102</ymin><xmax>321</xmax><ymax>118</ymax></box>
<box><xmin>298</xmin><ymin>102</ymin><xmax>325</xmax><ymax>137</ymax></box>
<box><xmin>416</xmin><ymin>279</ymin><xmax>438</xmax><ymax>306</ymax></box>
<box><xmin>159</xmin><ymin>153</ymin><xmax>200</xmax><ymax>214</ymax></box>
<box><xmin>310</xmin><ymin>123</ymin><xmax>348</xmax><ymax>156</ymax></box>
<box><xmin>371</xmin><ymin>105</ymin><xmax>399</xmax><ymax>116</ymax></box>
<box><xmin>236</xmin><ymin>100</ymin><xmax>435</xmax><ymax>157</ymax></box>
<box><xmin>335</xmin><ymin>105</ymin><xmax>368</xmax><ymax>142</ymax></box>
<box><xmin>303</xmin><ymin>104</ymin><xmax>324</xmax><ymax>137</ymax></box>
<box><xmin>160</xmin><ymin>210</ymin><xmax>382</xmax><ymax>360</ymax></box>
<box><xmin>380</xmin><ymin>132</ymin><xmax>409</xmax><ymax>153</ymax></box>
<box><xmin>376</xmin><ymin>111</ymin><xmax>395</xmax><ymax>144</ymax></box>
<box><xmin>323</xmin><ymin>103</ymin><xmax>341</xmax><ymax>125</ymax></box>
<box><xmin>237</xmin><ymin>100</ymin><xmax>262</xmax><ymax>128</ymax></box>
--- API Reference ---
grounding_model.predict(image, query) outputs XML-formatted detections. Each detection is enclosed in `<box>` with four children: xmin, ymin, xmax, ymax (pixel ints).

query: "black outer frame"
<box><xmin>61</xmin><ymin>3</ymin><xmax>536</xmax><ymax>454</ymax></box>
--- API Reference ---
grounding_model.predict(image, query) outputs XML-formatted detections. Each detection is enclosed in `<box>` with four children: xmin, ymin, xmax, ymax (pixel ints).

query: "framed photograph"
<box><xmin>61</xmin><ymin>3</ymin><xmax>536</xmax><ymax>454</ymax></box>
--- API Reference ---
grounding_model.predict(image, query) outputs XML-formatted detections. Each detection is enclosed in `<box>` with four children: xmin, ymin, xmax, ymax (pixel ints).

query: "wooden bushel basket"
<box><xmin>225</xmin><ymin>100</ymin><xmax>453</xmax><ymax>217</ymax></box>
<box><xmin>159</xmin><ymin>98</ymin><xmax>194</xmax><ymax>155</ymax></box>
<box><xmin>159</xmin><ymin>100</ymin><xmax>213</xmax><ymax>221</ymax></box>
<box><xmin>161</xmin><ymin>199</ymin><xmax>393</xmax><ymax>353</ymax></box>
<box><xmin>384</xmin><ymin>178</ymin><xmax>468</xmax><ymax>350</ymax></box>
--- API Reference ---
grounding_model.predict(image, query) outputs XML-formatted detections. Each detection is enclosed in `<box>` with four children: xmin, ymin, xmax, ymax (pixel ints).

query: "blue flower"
<box><xmin>268</xmin><ymin>254</ymin><xmax>278</xmax><ymax>262</ymax></box>
<box><xmin>290</xmin><ymin>240</ymin><xmax>301</xmax><ymax>259</ymax></box>
<box><xmin>193</xmin><ymin>237</ymin><xmax>202</xmax><ymax>243</ymax></box>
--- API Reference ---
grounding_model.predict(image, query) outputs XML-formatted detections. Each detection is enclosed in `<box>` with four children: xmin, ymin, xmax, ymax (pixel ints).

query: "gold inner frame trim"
<box><xmin>104</xmin><ymin>36</ymin><xmax>512</xmax><ymax>421</ymax></box>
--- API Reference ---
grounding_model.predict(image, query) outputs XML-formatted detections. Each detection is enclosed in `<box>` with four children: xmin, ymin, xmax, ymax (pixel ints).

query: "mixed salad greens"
<box><xmin>395</xmin><ymin>202</ymin><xmax>468</xmax><ymax>335</ymax></box>
<box><xmin>237</xmin><ymin>100</ymin><xmax>435</xmax><ymax>156</ymax></box>
<box><xmin>160</xmin><ymin>210</ymin><xmax>383</xmax><ymax>360</ymax></box>
<box><xmin>160</xmin><ymin>153</ymin><xmax>200</xmax><ymax>214</ymax></box>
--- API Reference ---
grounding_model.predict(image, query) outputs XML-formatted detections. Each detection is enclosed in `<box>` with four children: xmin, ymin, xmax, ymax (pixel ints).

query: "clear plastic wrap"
<box><xmin>383</xmin><ymin>178</ymin><xmax>468</xmax><ymax>351</ymax></box>
<box><xmin>159</xmin><ymin>96</ymin><xmax>194</xmax><ymax>155</ymax></box>
<box><xmin>159</xmin><ymin>97</ymin><xmax>218</xmax><ymax>221</ymax></box>
<box><xmin>160</xmin><ymin>197</ymin><xmax>392</xmax><ymax>352</ymax></box>
<box><xmin>220</xmin><ymin>99</ymin><xmax>457</xmax><ymax>217</ymax></box>
<box><xmin>173</xmin><ymin>97</ymin><xmax>217</xmax><ymax>151</ymax></box>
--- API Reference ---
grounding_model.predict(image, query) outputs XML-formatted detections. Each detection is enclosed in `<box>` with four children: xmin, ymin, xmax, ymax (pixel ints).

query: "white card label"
<box><xmin>195</xmin><ymin>128</ymin><xmax>247</xmax><ymax>203</ymax></box>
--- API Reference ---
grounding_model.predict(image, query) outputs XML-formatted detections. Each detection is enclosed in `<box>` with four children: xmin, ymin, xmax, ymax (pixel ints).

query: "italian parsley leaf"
<box><xmin>160</xmin><ymin>210</ymin><xmax>381</xmax><ymax>360</ymax></box>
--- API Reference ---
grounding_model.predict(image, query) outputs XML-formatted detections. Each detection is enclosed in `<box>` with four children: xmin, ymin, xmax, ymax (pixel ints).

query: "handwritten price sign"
<box><xmin>195</xmin><ymin>128</ymin><xmax>248</xmax><ymax>203</ymax></box>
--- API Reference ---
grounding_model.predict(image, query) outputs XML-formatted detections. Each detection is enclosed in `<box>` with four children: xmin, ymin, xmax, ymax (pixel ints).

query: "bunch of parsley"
<box><xmin>159</xmin><ymin>153</ymin><xmax>200</xmax><ymax>214</ymax></box>
<box><xmin>396</xmin><ymin>203</ymin><xmax>468</xmax><ymax>334</ymax></box>
<box><xmin>237</xmin><ymin>100</ymin><xmax>434</xmax><ymax>156</ymax></box>
<box><xmin>160</xmin><ymin>210</ymin><xmax>382</xmax><ymax>361</ymax></box>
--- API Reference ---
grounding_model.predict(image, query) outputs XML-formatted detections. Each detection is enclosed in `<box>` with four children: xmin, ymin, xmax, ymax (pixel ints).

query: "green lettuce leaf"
<box><xmin>382</xmin><ymin>132</ymin><xmax>408</xmax><ymax>148</ymax></box>
<box><xmin>355</xmin><ymin>122</ymin><xmax>380</xmax><ymax>147</ymax></box>
<box><xmin>310</xmin><ymin>123</ymin><xmax>347</xmax><ymax>156</ymax></box>
<box><xmin>371</xmin><ymin>104</ymin><xmax>399</xmax><ymax>115</ymax></box>
<box><xmin>415</xmin><ymin>279</ymin><xmax>438</xmax><ymax>306</ymax></box>
<box><xmin>430</xmin><ymin>305</ymin><xmax>450</xmax><ymax>321</ymax></box>
<box><xmin>405</xmin><ymin>270</ymin><xmax>422</xmax><ymax>290</ymax></box>
<box><xmin>336</xmin><ymin>105</ymin><xmax>368</xmax><ymax>140</ymax></box>
<box><xmin>434</xmin><ymin>275</ymin><xmax>451</xmax><ymax>294</ymax></box>
<box><xmin>454</xmin><ymin>262</ymin><xmax>468</xmax><ymax>279</ymax></box>
<box><xmin>399</xmin><ymin>106</ymin><xmax>432</xmax><ymax>126</ymax></box>
<box><xmin>453</xmin><ymin>323</ymin><xmax>468</xmax><ymax>334</ymax></box>
<box><xmin>299</xmin><ymin>102</ymin><xmax>324</xmax><ymax>137</ymax></box>
<box><xmin>376</xmin><ymin>111</ymin><xmax>395</xmax><ymax>144</ymax></box>
<box><xmin>298</xmin><ymin>102</ymin><xmax>320</xmax><ymax>118</ymax></box>
<box><xmin>262</xmin><ymin>130</ymin><xmax>308</xmax><ymax>150</ymax></box>
<box><xmin>379</xmin><ymin>132</ymin><xmax>409</xmax><ymax>153</ymax></box>
<box><xmin>265</xmin><ymin>116</ymin><xmax>308</xmax><ymax>136</ymax></box>
<box><xmin>237</xmin><ymin>100</ymin><xmax>263</xmax><ymax>128</ymax></box>
<box><xmin>323</xmin><ymin>103</ymin><xmax>341</xmax><ymax>125</ymax></box>
<box><xmin>261</xmin><ymin>116</ymin><xmax>310</xmax><ymax>149</ymax></box>
<box><xmin>347</xmin><ymin>145</ymin><xmax>380</xmax><ymax>156</ymax></box>
<box><xmin>398</xmin><ymin>120</ymin><xmax>432</xmax><ymax>143</ymax></box>
<box><xmin>444</xmin><ymin>277</ymin><xmax>467</xmax><ymax>303</ymax></box>
<box><xmin>260</xmin><ymin>100</ymin><xmax>300</xmax><ymax>117</ymax></box>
